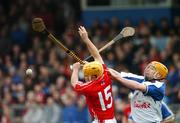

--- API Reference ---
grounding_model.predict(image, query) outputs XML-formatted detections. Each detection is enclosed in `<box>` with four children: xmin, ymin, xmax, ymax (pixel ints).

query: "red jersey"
<box><xmin>124</xmin><ymin>104</ymin><xmax>131</xmax><ymax>123</ymax></box>
<box><xmin>75</xmin><ymin>64</ymin><xmax>115</xmax><ymax>121</ymax></box>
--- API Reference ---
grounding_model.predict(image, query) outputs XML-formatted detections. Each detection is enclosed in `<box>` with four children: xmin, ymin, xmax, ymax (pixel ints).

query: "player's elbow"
<box><xmin>70</xmin><ymin>77</ymin><xmax>77</xmax><ymax>88</ymax></box>
<box><xmin>126</xmin><ymin>82</ymin><xmax>141</xmax><ymax>91</ymax></box>
<box><xmin>134</xmin><ymin>83</ymin><xmax>147</xmax><ymax>92</ymax></box>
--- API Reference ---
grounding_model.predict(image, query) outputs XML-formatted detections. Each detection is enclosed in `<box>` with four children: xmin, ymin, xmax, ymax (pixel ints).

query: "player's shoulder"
<box><xmin>82</xmin><ymin>75</ymin><xmax>104</xmax><ymax>86</ymax></box>
<box><xmin>75</xmin><ymin>81</ymin><xmax>94</xmax><ymax>89</ymax></box>
<box><xmin>75</xmin><ymin>80</ymin><xmax>99</xmax><ymax>93</ymax></box>
<box><xmin>102</xmin><ymin>64</ymin><xmax>111</xmax><ymax>77</ymax></box>
<box><xmin>143</xmin><ymin>80</ymin><xmax>165</xmax><ymax>101</ymax></box>
<box><xmin>102</xmin><ymin>64</ymin><xmax>108</xmax><ymax>71</ymax></box>
<box><xmin>120</xmin><ymin>72</ymin><xmax>144</xmax><ymax>79</ymax></box>
<box><xmin>143</xmin><ymin>80</ymin><xmax>165</xmax><ymax>88</ymax></box>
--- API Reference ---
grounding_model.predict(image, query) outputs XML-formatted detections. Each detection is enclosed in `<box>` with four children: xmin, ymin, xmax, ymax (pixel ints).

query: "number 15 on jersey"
<box><xmin>98</xmin><ymin>85</ymin><xmax>113</xmax><ymax>111</ymax></box>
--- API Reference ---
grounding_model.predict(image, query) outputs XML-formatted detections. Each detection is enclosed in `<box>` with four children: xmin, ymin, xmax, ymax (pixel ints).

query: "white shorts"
<box><xmin>92</xmin><ymin>118</ymin><xmax>117</xmax><ymax>123</ymax></box>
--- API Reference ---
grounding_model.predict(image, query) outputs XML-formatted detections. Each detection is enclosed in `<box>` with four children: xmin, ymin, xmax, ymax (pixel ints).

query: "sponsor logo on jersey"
<box><xmin>134</xmin><ymin>101</ymin><xmax>150</xmax><ymax>109</ymax></box>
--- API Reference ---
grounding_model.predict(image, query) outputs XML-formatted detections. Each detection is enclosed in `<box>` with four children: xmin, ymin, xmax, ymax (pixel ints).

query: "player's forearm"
<box><xmin>71</xmin><ymin>69</ymin><xmax>79</xmax><ymax>88</ymax></box>
<box><xmin>83</xmin><ymin>37</ymin><xmax>102</xmax><ymax>62</ymax></box>
<box><xmin>109</xmin><ymin>69</ymin><xmax>146</xmax><ymax>92</ymax></box>
<box><xmin>117</xmin><ymin>76</ymin><xmax>146</xmax><ymax>92</ymax></box>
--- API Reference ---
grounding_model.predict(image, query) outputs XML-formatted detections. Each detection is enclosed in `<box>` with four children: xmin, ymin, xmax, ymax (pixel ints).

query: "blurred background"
<box><xmin>0</xmin><ymin>0</ymin><xmax>180</xmax><ymax>123</ymax></box>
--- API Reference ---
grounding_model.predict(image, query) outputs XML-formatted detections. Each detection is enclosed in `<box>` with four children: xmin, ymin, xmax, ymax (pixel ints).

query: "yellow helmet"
<box><xmin>150</xmin><ymin>61</ymin><xmax>168</xmax><ymax>79</ymax></box>
<box><xmin>82</xmin><ymin>61</ymin><xmax>103</xmax><ymax>78</ymax></box>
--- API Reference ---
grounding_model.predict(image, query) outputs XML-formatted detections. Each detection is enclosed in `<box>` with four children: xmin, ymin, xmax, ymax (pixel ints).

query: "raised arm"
<box><xmin>71</xmin><ymin>62</ymin><xmax>81</xmax><ymax>88</ymax></box>
<box><xmin>108</xmin><ymin>68</ymin><xmax>147</xmax><ymax>92</ymax></box>
<box><xmin>78</xmin><ymin>26</ymin><xmax>104</xmax><ymax>64</ymax></box>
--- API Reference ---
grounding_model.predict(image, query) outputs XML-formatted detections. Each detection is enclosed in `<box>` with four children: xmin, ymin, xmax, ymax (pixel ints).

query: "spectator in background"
<box><xmin>114</xmin><ymin>98</ymin><xmax>125</xmax><ymax>123</ymax></box>
<box><xmin>0</xmin><ymin>103</ymin><xmax>11</xmax><ymax>123</ymax></box>
<box><xmin>23</xmin><ymin>91</ymin><xmax>44</xmax><ymax>123</ymax></box>
<box><xmin>1</xmin><ymin>75</ymin><xmax>12</xmax><ymax>100</ymax></box>
<box><xmin>160</xmin><ymin>18</ymin><xmax>170</xmax><ymax>36</ymax></box>
<box><xmin>167</xmin><ymin>53</ymin><xmax>180</xmax><ymax>103</ymax></box>
<box><xmin>111</xmin><ymin>17</ymin><xmax>121</xmax><ymax>33</ymax></box>
<box><xmin>61</xmin><ymin>89</ymin><xmax>78</xmax><ymax>123</ymax></box>
<box><xmin>150</xmin><ymin>30</ymin><xmax>170</xmax><ymax>52</ymax></box>
<box><xmin>148</xmin><ymin>20</ymin><xmax>158</xmax><ymax>36</ymax></box>
<box><xmin>76</xmin><ymin>96</ymin><xmax>90</xmax><ymax>123</ymax></box>
<box><xmin>174</xmin><ymin>16</ymin><xmax>180</xmax><ymax>35</ymax></box>
<box><xmin>122</xmin><ymin>93</ymin><xmax>132</xmax><ymax>123</ymax></box>
<box><xmin>0</xmin><ymin>25</ymin><xmax>11</xmax><ymax>54</ymax></box>
<box><xmin>44</xmin><ymin>97</ymin><xmax>62</xmax><ymax>123</ymax></box>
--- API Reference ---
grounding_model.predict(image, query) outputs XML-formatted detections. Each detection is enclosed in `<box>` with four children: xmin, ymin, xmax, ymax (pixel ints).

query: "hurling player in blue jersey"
<box><xmin>127</xmin><ymin>93</ymin><xmax>174</xmax><ymax>123</ymax></box>
<box><xmin>128</xmin><ymin>101</ymin><xmax>174</xmax><ymax>123</ymax></box>
<box><xmin>109</xmin><ymin>61</ymin><xmax>175</xmax><ymax>123</ymax></box>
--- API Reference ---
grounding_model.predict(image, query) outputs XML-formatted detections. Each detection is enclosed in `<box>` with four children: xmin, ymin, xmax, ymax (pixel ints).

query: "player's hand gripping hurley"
<box><xmin>32</xmin><ymin>18</ymin><xmax>85</xmax><ymax>64</ymax></box>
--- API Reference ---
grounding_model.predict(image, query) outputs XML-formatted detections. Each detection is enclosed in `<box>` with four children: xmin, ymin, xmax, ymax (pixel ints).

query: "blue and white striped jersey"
<box><xmin>120</xmin><ymin>72</ymin><xmax>166</xmax><ymax>123</ymax></box>
<box><xmin>128</xmin><ymin>97</ymin><xmax>174</xmax><ymax>122</ymax></box>
<box><xmin>161</xmin><ymin>102</ymin><xmax>174</xmax><ymax>120</ymax></box>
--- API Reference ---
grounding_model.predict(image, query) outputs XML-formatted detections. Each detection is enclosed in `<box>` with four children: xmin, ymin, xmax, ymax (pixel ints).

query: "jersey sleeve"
<box><xmin>74</xmin><ymin>81</ymin><xmax>92</xmax><ymax>94</ymax></box>
<box><xmin>161</xmin><ymin>102</ymin><xmax>174</xmax><ymax>120</ymax></box>
<box><xmin>120</xmin><ymin>72</ymin><xmax>144</xmax><ymax>83</ymax></box>
<box><xmin>144</xmin><ymin>82</ymin><xmax>165</xmax><ymax>101</ymax></box>
<box><xmin>102</xmin><ymin>64</ymin><xmax>108</xmax><ymax>74</ymax></box>
<box><xmin>102</xmin><ymin>64</ymin><xmax>111</xmax><ymax>84</ymax></box>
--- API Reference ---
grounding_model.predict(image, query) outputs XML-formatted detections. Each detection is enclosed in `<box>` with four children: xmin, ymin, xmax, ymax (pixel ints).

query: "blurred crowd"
<box><xmin>0</xmin><ymin>0</ymin><xmax>180</xmax><ymax>123</ymax></box>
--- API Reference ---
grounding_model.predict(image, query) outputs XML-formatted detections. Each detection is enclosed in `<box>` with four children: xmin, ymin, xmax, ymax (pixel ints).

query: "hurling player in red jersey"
<box><xmin>71</xmin><ymin>26</ymin><xmax>117</xmax><ymax>123</ymax></box>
